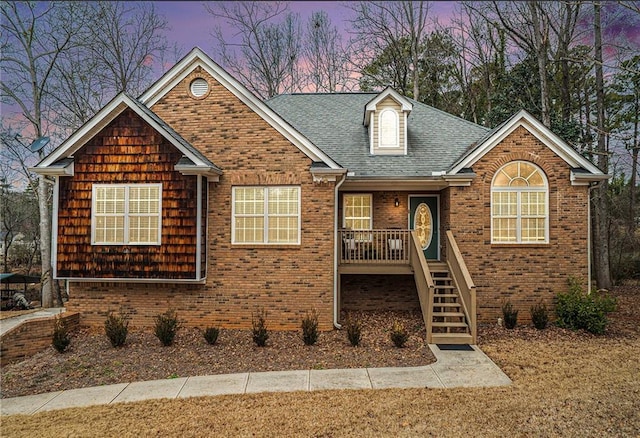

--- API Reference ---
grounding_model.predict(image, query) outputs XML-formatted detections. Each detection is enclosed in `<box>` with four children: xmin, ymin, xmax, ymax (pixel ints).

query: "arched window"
<box><xmin>379</xmin><ymin>108</ymin><xmax>398</xmax><ymax>148</ymax></box>
<box><xmin>491</xmin><ymin>161</ymin><xmax>548</xmax><ymax>243</ymax></box>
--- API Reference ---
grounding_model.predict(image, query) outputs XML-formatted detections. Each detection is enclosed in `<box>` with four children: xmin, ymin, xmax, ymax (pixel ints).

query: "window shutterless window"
<box><xmin>232</xmin><ymin>186</ymin><xmax>300</xmax><ymax>244</ymax></box>
<box><xmin>343</xmin><ymin>194</ymin><xmax>372</xmax><ymax>230</ymax></box>
<box><xmin>379</xmin><ymin>108</ymin><xmax>399</xmax><ymax>148</ymax></box>
<box><xmin>491</xmin><ymin>161</ymin><xmax>548</xmax><ymax>244</ymax></box>
<box><xmin>91</xmin><ymin>184</ymin><xmax>162</xmax><ymax>245</ymax></box>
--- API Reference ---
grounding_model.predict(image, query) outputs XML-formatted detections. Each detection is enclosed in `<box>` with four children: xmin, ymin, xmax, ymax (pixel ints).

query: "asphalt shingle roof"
<box><xmin>266</xmin><ymin>93</ymin><xmax>490</xmax><ymax>178</ymax></box>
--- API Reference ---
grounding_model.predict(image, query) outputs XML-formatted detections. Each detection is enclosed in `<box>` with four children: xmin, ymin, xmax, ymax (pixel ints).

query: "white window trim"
<box><xmin>231</xmin><ymin>186</ymin><xmax>301</xmax><ymax>245</ymax></box>
<box><xmin>491</xmin><ymin>162</ymin><xmax>549</xmax><ymax>244</ymax></box>
<box><xmin>378</xmin><ymin>108</ymin><xmax>400</xmax><ymax>148</ymax></box>
<box><xmin>342</xmin><ymin>193</ymin><xmax>373</xmax><ymax>230</ymax></box>
<box><xmin>91</xmin><ymin>183</ymin><xmax>163</xmax><ymax>246</ymax></box>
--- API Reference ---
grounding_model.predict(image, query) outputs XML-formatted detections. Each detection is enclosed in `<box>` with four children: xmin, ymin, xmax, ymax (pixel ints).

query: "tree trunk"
<box><xmin>592</xmin><ymin>2</ymin><xmax>612</xmax><ymax>289</ymax></box>
<box><xmin>529</xmin><ymin>2</ymin><xmax>551</xmax><ymax>127</ymax></box>
<box><xmin>38</xmin><ymin>175</ymin><xmax>53</xmax><ymax>307</ymax></box>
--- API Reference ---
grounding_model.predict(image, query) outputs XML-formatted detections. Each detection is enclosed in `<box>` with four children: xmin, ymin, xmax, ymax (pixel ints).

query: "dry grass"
<box><xmin>2</xmin><ymin>286</ymin><xmax>639</xmax><ymax>437</ymax></box>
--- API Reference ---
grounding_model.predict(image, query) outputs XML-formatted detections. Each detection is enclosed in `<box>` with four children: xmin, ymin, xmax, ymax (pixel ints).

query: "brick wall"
<box><xmin>66</xmin><ymin>66</ymin><xmax>336</xmax><ymax>331</ymax></box>
<box><xmin>341</xmin><ymin>275</ymin><xmax>420</xmax><ymax>311</ymax></box>
<box><xmin>448</xmin><ymin>126</ymin><xmax>590</xmax><ymax>323</ymax></box>
<box><xmin>0</xmin><ymin>312</ymin><xmax>80</xmax><ymax>366</ymax></box>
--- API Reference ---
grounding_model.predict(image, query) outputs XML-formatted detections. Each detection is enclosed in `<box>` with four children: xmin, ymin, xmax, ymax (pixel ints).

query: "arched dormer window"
<box><xmin>379</xmin><ymin>108</ymin><xmax>399</xmax><ymax>148</ymax></box>
<box><xmin>491</xmin><ymin>161</ymin><xmax>548</xmax><ymax>243</ymax></box>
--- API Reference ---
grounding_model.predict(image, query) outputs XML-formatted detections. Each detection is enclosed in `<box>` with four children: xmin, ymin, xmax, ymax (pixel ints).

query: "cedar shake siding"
<box><xmin>448</xmin><ymin>126</ymin><xmax>590</xmax><ymax>323</ymax></box>
<box><xmin>66</xmin><ymin>67</ymin><xmax>337</xmax><ymax>331</ymax></box>
<box><xmin>56</xmin><ymin>108</ymin><xmax>202</xmax><ymax>280</ymax></box>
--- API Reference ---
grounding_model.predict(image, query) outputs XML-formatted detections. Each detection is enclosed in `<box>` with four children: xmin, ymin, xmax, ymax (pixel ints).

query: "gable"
<box><xmin>139</xmin><ymin>47</ymin><xmax>341</xmax><ymax>171</ymax></box>
<box><xmin>449</xmin><ymin>110</ymin><xmax>607</xmax><ymax>184</ymax></box>
<box><xmin>32</xmin><ymin>93</ymin><xmax>221</xmax><ymax>178</ymax></box>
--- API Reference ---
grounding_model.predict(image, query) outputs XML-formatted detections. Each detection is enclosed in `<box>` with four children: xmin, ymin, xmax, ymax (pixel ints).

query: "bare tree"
<box><xmin>304</xmin><ymin>11</ymin><xmax>350</xmax><ymax>92</ymax></box>
<box><xmin>206</xmin><ymin>1</ymin><xmax>303</xmax><ymax>99</ymax></box>
<box><xmin>48</xmin><ymin>1</ymin><xmax>169</xmax><ymax>132</ymax></box>
<box><xmin>593</xmin><ymin>2</ymin><xmax>612</xmax><ymax>289</ymax></box>
<box><xmin>347</xmin><ymin>1</ymin><xmax>430</xmax><ymax>100</ymax></box>
<box><xmin>1</xmin><ymin>1</ymin><xmax>93</xmax><ymax>306</ymax></box>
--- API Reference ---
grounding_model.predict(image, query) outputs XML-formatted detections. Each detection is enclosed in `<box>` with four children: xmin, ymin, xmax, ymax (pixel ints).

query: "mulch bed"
<box><xmin>0</xmin><ymin>309</ymin><xmax>434</xmax><ymax>399</ymax></box>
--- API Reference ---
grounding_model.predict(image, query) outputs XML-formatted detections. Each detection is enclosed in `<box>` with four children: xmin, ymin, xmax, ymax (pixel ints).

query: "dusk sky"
<box><xmin>154</xmin><ymin>1</ymin><xmax>458</xmax><ymax>59</ymax></box>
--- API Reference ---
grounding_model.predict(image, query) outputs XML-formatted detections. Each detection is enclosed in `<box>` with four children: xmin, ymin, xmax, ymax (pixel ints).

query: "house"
<box><xmin>32</xmin><ymin>48</ymin><xmax>608</xmax><ymax>343</ymax></box>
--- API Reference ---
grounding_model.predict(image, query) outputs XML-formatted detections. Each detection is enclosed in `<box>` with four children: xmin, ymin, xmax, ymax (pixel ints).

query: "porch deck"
<box><xmin>339</xmin><ymin>229</ymin><xmax>411</xmax><ymax>274</ymax></box>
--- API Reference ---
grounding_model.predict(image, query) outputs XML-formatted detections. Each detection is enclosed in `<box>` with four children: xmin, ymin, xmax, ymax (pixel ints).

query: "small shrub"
<box><xmin>252</xmin><ymin>308</ymin><xmax>269</xmax><ymax>347</ymax></box>
<box><xmin>52</xmin><ymin>316</ymin><xmax>71</xmax><ymax>353</ymax></box>
<box><xmin>203</xmin><ymin>327</ymin><xmax>220</xmax><ymax>345</ymax></box>
<box><xmin>104</xmin><ymin>310</ymin><xmax>129</xmax><ymax>347</ymax></box>
<box><xmin>530</xmin><ymin>302</ymin><xmax>549</xmax><ymax>330</ymax></box>
<box><xmin>344</xmin><ymin>313</ymin><xmax>362</xmax><ymax>347</ymax></box>
<box><xmin>390</xmin><ymin>320</ymin><xmax>409</xmax><ymax>348</ymax></box>
<box><xmin>502</xmin><ymin>301</ymin><xmax>518</xmax><ymax>329</ymax></box>
<box><xmin>154</xmin><ymin>309</ymin><xmax>181</xmax><ymax>346</ymax></box>
<box><xmin>301</xmin><ymin>310</ymin><xmax>319</xmax><ymax>346</ymax></box>
<box><xmin>556</xmin><ymin>277</ymin><xmax>617</xmax><ymax>335</ymax></box>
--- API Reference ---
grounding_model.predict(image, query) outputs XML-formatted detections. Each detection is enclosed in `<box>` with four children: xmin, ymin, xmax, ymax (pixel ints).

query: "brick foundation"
<box><xmin>341</xmin><ymin>274</ymin><xmax>420</xmax><ymax>312</ymax></box>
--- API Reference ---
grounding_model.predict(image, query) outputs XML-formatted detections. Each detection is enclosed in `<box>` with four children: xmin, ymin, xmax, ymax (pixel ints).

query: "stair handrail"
<box><xmin>409</xmin><ymin>230</ymin><xmax>435</xmax><ymax>343</ymax></box>
<box><xmin>445</xmin><ymin>230</ymin><xmax>477</xmax><ymax>344</ymax></box>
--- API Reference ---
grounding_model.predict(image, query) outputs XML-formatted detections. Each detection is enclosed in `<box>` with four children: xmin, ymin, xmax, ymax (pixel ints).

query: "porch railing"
<box><xmin>445</xmin><ymin>230</ymin><xmax>477</xmax><ymax>344</ymax></box>
<box><xmin>339</xmin><ymin>229</ymin><xmax>410</xmax><ymax>264</ymax></box>
<box><xmin>409</xmin><ymin>230</ymin><xmax>435</xmax><ymax>343</ymax></box>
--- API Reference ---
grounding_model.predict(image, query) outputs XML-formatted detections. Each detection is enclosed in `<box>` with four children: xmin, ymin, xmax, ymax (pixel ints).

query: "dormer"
<box><xmin>363</xmin><ymin>87</ymin><xmax>413</xmax><ymax>155</ymax></box>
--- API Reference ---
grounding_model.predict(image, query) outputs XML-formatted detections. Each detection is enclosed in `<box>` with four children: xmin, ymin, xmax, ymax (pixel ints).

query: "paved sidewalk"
<box><xmin>0</xmin><ymin>344</ymin><xmax>511</xmax><ymax>416</ymax></box>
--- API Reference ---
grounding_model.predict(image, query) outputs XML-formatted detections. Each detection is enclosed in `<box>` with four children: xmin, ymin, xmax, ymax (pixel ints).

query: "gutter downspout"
<box><xmin>587</xmin><ymin>181</ymin><xmax>600</xmax><ymax>293</ymax></box>
<box><xmin>334</xmin><ymin>173</ymin><xmax>347</xmax><ymax>329</ymax></box>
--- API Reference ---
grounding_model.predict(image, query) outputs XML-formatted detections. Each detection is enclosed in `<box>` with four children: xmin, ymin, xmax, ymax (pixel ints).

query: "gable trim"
<box><xmin>363</xmin><ymin>87</ymin><xmax>413</xmax><ymax>127</ymax></box>
<box><xmin>139</xmin><ymin>47</ymin><xmax>341</xmax><ymax>170</ymax></box>
<box><xmin>449</xmin><ymin>110</ymin><xmax>604</xmax><ymax>177</ymax></box>
<box><xmin>33</xmin><ymin>93</ymin><xmax>221</xmax><ymax>176</ymax></box>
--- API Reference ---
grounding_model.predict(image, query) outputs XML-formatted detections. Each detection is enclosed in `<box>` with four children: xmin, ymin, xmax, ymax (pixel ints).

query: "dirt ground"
<box><xmin>2</xmin><ymin>285</ymin><xmax>639</xmax><ymax>437</ymax></box>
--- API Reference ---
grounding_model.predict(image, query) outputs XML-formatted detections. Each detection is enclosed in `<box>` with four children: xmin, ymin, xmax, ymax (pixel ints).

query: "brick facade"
<box><xmin>447</xmin><ymin>126</ymin><xmax>590</xmax><ymax>323</ymax></box>
<box><xmin>66</xmin><ymin>67</ymin><xmax>336</xmax><ymax>331</ymax></box>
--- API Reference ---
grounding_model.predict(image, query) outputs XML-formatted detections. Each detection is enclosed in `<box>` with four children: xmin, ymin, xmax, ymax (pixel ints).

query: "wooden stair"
<box><xmin>428</xmin><ymin>262</ymin><xmax>473</xmax><ymax>344</ymax></box>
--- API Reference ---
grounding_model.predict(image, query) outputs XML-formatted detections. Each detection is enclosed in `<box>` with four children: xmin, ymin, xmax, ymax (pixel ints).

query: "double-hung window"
<box><xmin>232</xmin><ymin>186</ymin><xmax>300</xmax><ymax>244</ymax></box>
<box><xmin>92</xmin><ymin>184</ymin><xmax>162</xmax><ymax>245</ymax></box>
<box><xmin>343</xmin><ymin>194</ymin><xmax>372</xmax><ymax>241</ymax></box>
<box><xmin>491</xmin><ymin>161</ymin><xmax>548</xmax><ymax>243</ymax></box>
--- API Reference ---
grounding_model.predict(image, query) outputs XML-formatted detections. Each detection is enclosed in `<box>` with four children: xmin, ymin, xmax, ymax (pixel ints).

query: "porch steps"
<box><xmin>428</xmin><ymin>262</ymin><xmax>473</xmax><ymax>345</ymax></box>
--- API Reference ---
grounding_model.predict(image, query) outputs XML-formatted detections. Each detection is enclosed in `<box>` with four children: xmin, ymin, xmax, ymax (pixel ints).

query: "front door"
<box><xmin>409</xmin><ymin>196</ymin><xmax>439</xmax><ymax>260</ymax></box>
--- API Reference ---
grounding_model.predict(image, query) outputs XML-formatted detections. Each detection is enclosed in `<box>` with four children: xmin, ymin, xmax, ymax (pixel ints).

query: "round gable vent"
<box><xmin>190</xmin><ymin>78</ymin><xmax>209</xmax><ymax>97</ymax></box>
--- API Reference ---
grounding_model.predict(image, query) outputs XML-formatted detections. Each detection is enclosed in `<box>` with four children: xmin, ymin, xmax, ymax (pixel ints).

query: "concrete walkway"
<box><xmin>0</xmin><ymin>344</ymin><xmax>511</xmax><ymax>416</ymax></box>
<box><xmin>0</xmin><ymin>307</ymin><xmax>65</xmax><ymax>337</ymax></box>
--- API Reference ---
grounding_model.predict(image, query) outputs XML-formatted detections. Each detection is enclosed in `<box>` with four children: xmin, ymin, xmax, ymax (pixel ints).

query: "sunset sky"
<box><xmin>154</xmin><ymin>1</ymin><xmax>458</xmax><ymax>58</ymax></box>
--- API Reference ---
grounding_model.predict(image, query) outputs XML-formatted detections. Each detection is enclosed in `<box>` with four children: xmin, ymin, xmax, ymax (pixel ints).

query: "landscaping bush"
<box><xmin>203</xmin><ymin>327</ymin><xmax>220</xmax><ymax>345</ymax></box>
<box><xmin>154</xmin><ymin>309</ymin><xmax>181</xmax><ymax>346</ymax></box>
<box><xmin>52</xmin><ymin>316</ymin><xmax>71</xmax><ymax>353</ymax></box>
<box><xmin>556</xmin><ymin>277</ymin><xmax>617</xmax><ymax>335</ymax></box>
<box><xmin>301</xmin><ymin>310</ymin><xmax>319</xmax><ymax>346</ymax></box>
<box><xmin>104</xmin><ymin>310</ymin><xmax>129</xmax><ymax>347</ymax></box>
<box><xmin>390</xmin><ymin>320</ymin><xmax>409</xmax><ymax>348</ymax></box>
<box><xmin>501</xmin><ymin>301</ymin><xmax>518</xmax><ymax>329</ymax></box>
<box><xmin>530</xmin><ymin>302</ymin><xmax>549</xmax><ymax>330</ymax></box>
<box><xmin>344</xmin><ymin>313</ymin><xmax>362</xmax><ymax>347</ymax></box>
<box><xmin>252</xmin><ymin>308</ymin><xmax>269</xmax><ymax>347</ymax></box>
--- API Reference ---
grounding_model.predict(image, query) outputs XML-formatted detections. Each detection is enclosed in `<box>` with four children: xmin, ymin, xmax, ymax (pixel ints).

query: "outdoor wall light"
<box><xmin>394</xmin><ymin>197</ymin><xmax>400</xmax><ymax>207</ymax></box>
